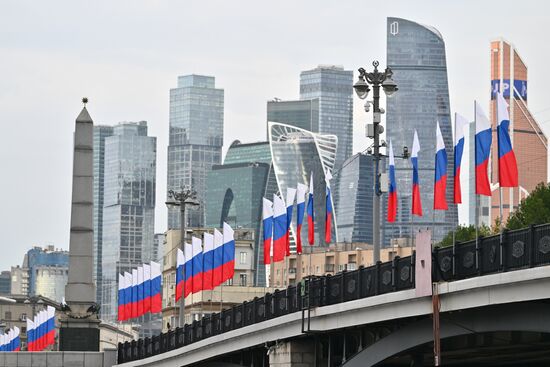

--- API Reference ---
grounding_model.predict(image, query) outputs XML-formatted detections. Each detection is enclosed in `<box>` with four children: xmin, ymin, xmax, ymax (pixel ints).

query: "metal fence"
<box><xmin>118</xmin><ymin>224</ymin><xmax>550</xmax><ymax>364</ymax></box>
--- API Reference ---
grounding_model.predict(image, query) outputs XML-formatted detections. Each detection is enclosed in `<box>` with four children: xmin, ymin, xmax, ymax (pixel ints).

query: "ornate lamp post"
<box><xmin>166</xmin><ymin>188</ymin><xmax>199</xmax><ymax>327</ymax></box>
<box><xmin>354</xmin><ymin>61</ymin><xmax>399</xmax><ymax>263</ymax></box>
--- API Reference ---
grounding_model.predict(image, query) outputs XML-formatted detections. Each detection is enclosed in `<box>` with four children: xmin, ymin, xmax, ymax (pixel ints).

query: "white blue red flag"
<box><xmin>388</xmin><ymin>140</ymin><xmax>397</xmax><ymax>222</ymax></box>
<box><xmin>434</xmin><ymin>121</ymin><xmax>448</xmax><ymax>210</ymax></box>
<box><xmin>143</xmin><ymin>263</ymin><xmax>151</xmax><ymax>314</ymax></box>
<box><xmin>117</xmin><ymin>273</ymin><xmax>126</xmax><ymax>321</ymax></box>
<box><xmin>285</xmin><ymin>188</ymin><xmax>296</xmax><ymax>256</ymax></box>
<box><xmin>212</xmin><ymin>229</ymin><xmax>224</xmax><ymax>287</ymax></box>
<box><xmin>184</xmin><ymin>242</ymin><xmax>193</xmax><ymax>297</ymax></box>
<box><xmin>273</xmin><ymin>194</ymin><xmax>287</xmax><ymax>262</ymax></box>
<box><xmin>124</xmin><ymin>272</ymin><xmax>132</xmax><ymax>319</ymax></box>
<box><xmin>496</xmin><ymin>91</ymin><xmax>518</xmax><ymax>187</ymax></box>
<box><xmin>325</xmin><ymin>171</ymin><xmax>333</xmax><ymax>243</ymax></box>
<box><xmin>131</xmin><ymin>269</ymin><xmax>138</xmax><ymax>319</ymax></box>
<box><xmin>296</xmin><ymin>183</ymin><xmax>308</xmax><ymax>254</ymax></box>
<box><xmin>411</xmin><ymin>130</ymin><xmax>422</xmax><ymax>216</ymax></box>
<box><xmin>454</xmin><ymin>113</ymin><xmax>468</xmax><ymax>204</ymax></box>
<box><xmin>150</xmin><ymin>261</ymin><xmax>162</xmax><ymax>313</ymax></box>
<box><xmin>307</xmin><ymin>173</ymin><xmax>315</xmax><ymax>245</ymax></box>
<box><xmin>222</xmin><ymin>222</ymin><xmax>235</xmax><ymax>282</ymax></box>
<box><xmin>262</xmin><ymin>198</ymin><xmax>273</xmax><ymax>264</ymax></box>
<box><xmin>475</xmin><ymin>101</ymin><xmax>492</xmax><ymax>196</ymax></box>
<box><xmin>191</xmin><ymin>237</ymin><xmax>203</xmax><ymax>293</ymax></box>
<box><xmin>202</xmin><ymin>232</ymin><xmax>215</xmax><ymax>290</ymax></box>
<box><xmin>175</xmin><ymin>248</ymin><xmax>184</xmax><ymax>301</ymax></box>
<box><xmin>137</xmin><ymin>266</ymin><xmax>144</xmax><ymax>317</ymax></box>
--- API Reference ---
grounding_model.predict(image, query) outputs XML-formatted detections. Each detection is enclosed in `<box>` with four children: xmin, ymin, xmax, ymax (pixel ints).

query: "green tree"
<box><xmin>506</xmin><ymin>183</ymin><xmax>550</xmax><ymax>230</ymax></box>
<box><xmin>438</xmin><ymin>224</ymin><xmax>492</xmax><ymax>247</ymax></box>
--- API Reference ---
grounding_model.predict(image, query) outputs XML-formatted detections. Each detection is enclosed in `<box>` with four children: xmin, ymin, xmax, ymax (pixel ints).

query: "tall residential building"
<box><xmin>0</xmin><ymin>271</ymin><xmax>10</xmax><ymax>295</ymax></box>
<box><xmin>93</xmin><ymin>125</ymin><xmax>115</xmax><ymax>303</ymax></box>
<box><xmin>153</xmin><ymin>233</ymin><xmax>166</xmax><ymax>263</ymax></box>
<box><xmin>26</xmin><ymin>246</ymin><xmax>69</xmax><ymax>299</ymax></box>
<box><xmin>490</xmin><ymin>39</ymin><xmax>548</xmax><ymax>223</ymax></box>
<box><xmin>100</xmin><ymin>121</ymin><xmax>156</xmax><ymax>321</ymax></box>
<box><xmin>205</xmin><ymin>141</ymin><xmax>274</xmax><ymax>286</ymax></box>
<box><xmin>167</xmin><ymin>75</ymin><xmax>224</xmax><ymax>229</ymax></box>
<box><xmin>385</xmin><ymin>17</ymin><xmax>458</xmax><ymax>244</ymax></box>
<box><xmin>267</xmin><ymin>99</ymin><xmax>319</xmax><ymax>134</ymax></box>
<box><xmin>334</xmin><ymin>153</ymin><xmax>385</xmax><ymax>244</ymax></box>
<box><xmin>467</xmin><ymin>123</ymin><xmax>491</xmax><ymax>227</ymax></box>
<box><xmin>268</xmin><ymin>122</ymin><xmax>338</xmax><ymax>248</ymax></box>
<box><xmin>300</xmin><ymin>65</ymin><xmax>353</xmax><ymax>170</ymax></box>
<box><xmin>10</xmin><ymin>265</ymin><xmax>29</xmax><ymax>296</ymax></box>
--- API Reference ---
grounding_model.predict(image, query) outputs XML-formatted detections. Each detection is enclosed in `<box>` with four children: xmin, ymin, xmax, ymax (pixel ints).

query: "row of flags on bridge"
<box><xmin>175</xmin><ymin>223</ymin><xmax>235</xmax><ymax>301</ymax></box>
<box><xmin>262</xmin><ymin>171</ymin><xmax>334</xmax><ymax>263</ymax></box>
<box><xmin>0</xmin><ymin>326</ymin><xmax>20</xmax><ymax>352</ymax></box>
<box><xmin>26</xmin><ymin>306</ymin><xmax>56</xmax><ymax>351</ymax></box>
<box><xmin>387</xmin><ymin>91</ymin><xmax>518</xmax><ymax>221</ymax></box>
<box><xmin>117</xmin><ymin>262</ymin><xmax>162</xmax><ymax>321</ymax></box>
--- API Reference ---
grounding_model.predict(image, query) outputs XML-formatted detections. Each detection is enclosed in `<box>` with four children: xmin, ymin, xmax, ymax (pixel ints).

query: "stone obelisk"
<box><xmin>59</xmin><ymin>98</ymin><xmax>100</xmax><ymax>351</ymax></box>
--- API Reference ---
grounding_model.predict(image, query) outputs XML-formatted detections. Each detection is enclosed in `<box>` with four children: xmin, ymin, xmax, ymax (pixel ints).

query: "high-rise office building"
<box><xmin>93</xmin><ymin>125</ymin><xmax>115</xmax><ymax>303</ymax></box>
<box><xmin>153</xmin><ymin>233</ymin><xmax>166</xmax><ymax>263</ymax></box>
<box><xmin>167</xmin><ymin>75</ymin><xmax>224</xmax><ymax>229</ymax></box>
<box><xmin>0</xmin><ymin>271</ymin><xmax>10</xmax><ymax>295</ymax></box>
<box><xmin>334</xmin><ymin>154</ymin><xmax>385</xmax><ymax>244</ymax></box>
<box><xmin>10</xmin><ymin>265</ymin><xmax>29</xmax><ymax>296</ymax></box>
<box><xmin>467</xmin><ymin>123</ymin><xmax>491</xmax><ymax>227</ymax></box>
<box><xmin>267</xmin><ymin>99</ymin><xmax>319</xmax><ymax>134</ymax></box>
<box><xmin>268</xmin><ymin>122</ymin><xmax>338</xmax><ymax>248</ymax></box>
<box><xmin>300</xmin><ymin>65</ymin><xmax>353</xmax><ymax>170</ymax></box>
<box><xmin>205</xmin><ymin>141</ymin><xmax>274</xmax><ymax>286</ymax></box>
<box><xmin>385</xmin><ymin>17</ymin><xmax>458</xmax><ymax>244</ymax></box>
<box><xmin>100</xmin><ymin>121</ymin><xmax>156</xmax><ymax>321</ymax></box>
<box><xmin>490</xmin><ymin>39</ymin><xmax>548</xmax><ymax>223</ymax></box>
<box><xmin>26</xmin><ymin>246</ymin><xmax>69</xmax><ymax>299</ymax></box>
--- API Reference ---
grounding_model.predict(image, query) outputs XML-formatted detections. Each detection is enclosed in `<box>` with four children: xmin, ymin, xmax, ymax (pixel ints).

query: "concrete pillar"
<box><xmin>268</xmin><ymin>339</ymin><xmax>315</xmax><ymax>367</ymax></box>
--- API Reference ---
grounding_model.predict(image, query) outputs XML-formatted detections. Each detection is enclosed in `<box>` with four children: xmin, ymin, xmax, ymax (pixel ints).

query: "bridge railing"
<box><xmin>117</xmin><ymin>223</ymin><xmax>550</xmax><ymax>364</ymax></box>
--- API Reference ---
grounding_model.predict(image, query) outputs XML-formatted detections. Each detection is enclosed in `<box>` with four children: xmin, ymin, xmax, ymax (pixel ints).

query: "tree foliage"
<box><xmin>439</xmin><ymin>224</ymin><xmax>492</xmax><ymax>247</ymax></box>
<box><xmin>506</xmin><ymin>183</ymin><xmax>550</xmax><ymax>230</ymax></box>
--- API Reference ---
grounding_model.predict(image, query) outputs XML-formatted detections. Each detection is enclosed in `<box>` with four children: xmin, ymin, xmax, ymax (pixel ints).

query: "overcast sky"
<box><xmin>1</xmin><ymin>1</ymin><xmax>549</xmax><ymax>271</ymax></box>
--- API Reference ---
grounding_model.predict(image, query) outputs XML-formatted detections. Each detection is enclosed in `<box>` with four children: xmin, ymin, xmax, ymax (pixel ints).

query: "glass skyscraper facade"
<box><xmin>26</xmin><ymin>246</ymin><xmax>69</xmax><ymax>298</ymax></box>
<box><xmin>334</xmin><ymin>154</ymin><xmax>385</xmax><ymax>244</ymax></box>
<box><xmin>167</xmin><ymin>75</ymin><xmax>224</xmax><ymax>229</ymax></box>
<box><xmin>385</xmin><ymin>17</ymin><xmax>458</xmax><ymax>244</ymax></box>
<box><xmin>267</xmin><ymin>99</ymin><xmax>319</xmax><ymax>134</ymax></box>
<box><xmin>100</xmin><ymin>121</ymin><xmax>156</xmax><ymax>322</ymax></box>
<box><xmin>205</xmin><ymin>141</ymin><xmax>275</xmax><ymax>286</ymax></box>
<box><xmin>300</xmin><ymin>65</ymin><xmax>353</xmax><ymax>170</ymax></box>
<box><xmin>93</xmin><ymin>125</ymin><xmax>114</xmax><ymax>303</ymax></box>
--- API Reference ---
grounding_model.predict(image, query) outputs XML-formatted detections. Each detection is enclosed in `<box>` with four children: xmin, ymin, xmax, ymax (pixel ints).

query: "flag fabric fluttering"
<box><xmin>454</xmin><ymin>113</ymin><xmax>469</xmax><ymax>204</ymax></box>
<box><xmin>184</xmin><ymin>242</ymin><xmax>193</xmax><ymax>298</ymax></box>
<box><xmin>150</xmin><ymin>261</ymin><xmax>162</xmax><ymax>313</ymax></box>
<box><xmin>496</xmin><ymin>91</ymin><xmax>518</xmax><ymax>187</ymax></box>
<box><xmin>191</xmin><ymin>237</ymin><xmax>203</xmax><ymax>294</ymax></box>
<box><xmin>212</xmin><ymin>229</ymin><xmax>224</xmax><ymax>288</ymax></box>
<box><xmin>137</xmin><ymin>266</ymin><xmax>144</xmax><ymax>317</ymax></box>
<box><xmin>131</xmin><ymin>269</ymin><xmax>138</xmax><ymax>319</ymax></box>
<box><xmin>26</xmin><ymin>318</ymin><xmax>35</xmax><ymax>351</ymax></box>
<box><xmin>272</xmin><ymin>194</ymin><xmax>287</xmax><ymax>262</ymax></box>
<box><xmin>387</xmin><ymin>140</ymin><xmax>398</xmax><ymax>222</ymax></box>
<box><xmin>124</xmin><ymin>272</ymin><xmax>132</xmax><ymax>319</ymax></box>
<box><xmin>475</xmin><ymin>101</ymin><xmax>493</xmax><ymax>196</ymax></box>
<box><xmin>434</xmin><ymin>121</ymin><xmax>448</xmax><ymax>210</ymax></box>
<box><xmin>285</xmin><ymin>188</ymin><xmax>296</xmax><ymax>257</ymax></box>
<box><xmin>307</xmin><ymin>172</ymin><xmax>315</xmax><ymax>245</ymax></box>
<box><xmin>262</xmin><ymin>198</ymin><xmax>273</xmax><ymax>264</ymax></box>
<box><xmin>117</xmin><ymin>273</ymin><xmax>126</xmax><ymax>321</ymax></box>
<box><xmin>295</xmin><ymin>183</ymin><xmax>308</xmax><ymax>254</ymax></box>
<box><xmin>202</xmin><ymin>232</ymin><xmax>215</xmax><ymax>291</ymax></box>
<box><xmin>222</xmin><ymin>222</ymin><xmax>236</xmax><ymax>283</ymax></box>
<box><xmin>143</xmin><ymin>263</ymin><xmax>151</xmax><ymax>314</ymax></box>
<box><xmin>325</xmin><ymin>171</ymin><xmax>333</xmax><ymax>243</ymax></box>
<box><xmin>175</xmin><ymin>248</ymin><xmax>185</xmax><ymax>301</ymax></box>
<box><xmin>411</xmin><ymin>130</ymin><xmax>423</xmax><ymax>216</ymax></box>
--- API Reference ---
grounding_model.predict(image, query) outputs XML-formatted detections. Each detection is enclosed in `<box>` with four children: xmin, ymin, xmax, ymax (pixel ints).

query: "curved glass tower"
<box><xmin>385</xmin><ymin>17</ymin><xmax>458</xmax><ymax>244</ymax></box>
<box><xmin>268</xmin><ymin>122</ymin><xmax>338</xmax><ymax>248</ymax></box>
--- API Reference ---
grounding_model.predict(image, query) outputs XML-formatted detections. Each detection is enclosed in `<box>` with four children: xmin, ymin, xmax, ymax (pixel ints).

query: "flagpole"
<box><xmin>475</xmin><ymin>101</ymin><xmax>479</xmax><ymax>249</ymax></box>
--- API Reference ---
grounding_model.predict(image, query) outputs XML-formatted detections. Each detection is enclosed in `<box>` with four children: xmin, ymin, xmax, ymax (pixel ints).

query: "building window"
<box><xmin>239</xmin><ymin>252</ymin><xmax>247</xmax><ymax>265</ymax></box>
<box><xmin>5</xmin><ymin>311</ymin><xmax>11</xmax><ymax>320</ymax></box>
<box><xmin>240</xmin><ymin>274</ymin><xmax>247</xmax><ymax>287</ymax></box>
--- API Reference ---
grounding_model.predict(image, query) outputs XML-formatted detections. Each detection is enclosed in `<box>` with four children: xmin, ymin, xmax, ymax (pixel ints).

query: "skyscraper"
<box><xmin>27</xmin><ymin>246</ymin><xmax>69</xmax><ymax>300</ymax></box>
<box><xmin>385</xmin><ymin>17</ymin><xmax>458</xmax><ymax>244</ymax></box>
<box><xmin>300</xmin><ymin>65</ymin><xmax>353</xmax><ymax>170</ymax></box>
<box><xmin>267</xmin><ymin>99</ymin><xmax>319</xmax><ymax>134</ymax></box>
<box><xmin>205</xmin><ymin>141</ymin><xmax>274</xmax><ymax>286</ymax></box>
<box><xmin>334</xmin><ymin>153</ymin><xmax>385</xmax><ymax>244</ymax></box>
<box><xmin>167</xmin><ymin>75</ymin><xmax>224</xmax><ymax>229</ymax></box>
<box><xmin>100</xmin><ymin>121</ymin><xmax>156</xmax><ymax>321</ymax></box>
<box><xmin>490</xmin><ymin>39</ymin><xmax>548</xmax><ymax>223</ymax></box>
<box><xmin>93</xmin><ymin>125</ymin><xmax>114</xmax><ymax>303</ymax></box>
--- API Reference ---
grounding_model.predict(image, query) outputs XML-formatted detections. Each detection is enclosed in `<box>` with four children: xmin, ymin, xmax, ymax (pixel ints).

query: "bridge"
<box><xmin>116</xmin><ymin>224</ymin><xmax>550</xmax><ymax>366</ymax></box>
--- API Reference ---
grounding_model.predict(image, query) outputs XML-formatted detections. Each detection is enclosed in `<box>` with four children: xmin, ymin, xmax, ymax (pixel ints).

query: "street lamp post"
<box><xmin>354</xmin><ymin>61</ymin><xmax>398</xmax><ymax>263</ymax></box>
<box><xmin>166</xmin><ymin>188</ymin><xmax>199</xmax><ymax>328</ymax></box>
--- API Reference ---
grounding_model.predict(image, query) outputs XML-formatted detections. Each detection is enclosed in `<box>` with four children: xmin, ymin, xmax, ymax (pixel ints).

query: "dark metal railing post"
<box><xmin>476</xmin><ymin>235</ymin><xmax>483</xmax><ymax>276</ymax></box>
<box><xmin>340</xmin><ymin>270</ymin><xmax>346</xmax><ymax>303</ymax></box>
<box><xmin>432</xmin><ymin>247</ymin><xmax>439</xmax><ymax>282</ymax></box>
<box><xmin>375</xmin><ymin>261</ymin><xmax>382</xmax><ymax>295</ymax></box>
<box><xmin>392</xmin><ymin>256</ymin><xmax>399</xmax><ymax>291</ymax></box>
<box><xmin>529</xmin><ymin>224</ymin><xmax>536</xmax><ymax>267</ymax></box>
<box><xmin>357</xmin><ymin>266</ymin><xmax>364</xmax><ymax>298</ymax></box>
<box><xmin>501</xmin><ymin>229</ymin><xmax>508</xmax><ymax>272</ymax></box>
<box><xmin>411</xmin><ymin>251</ymin><xmax>416</xmax><ymax>287</ymax></box>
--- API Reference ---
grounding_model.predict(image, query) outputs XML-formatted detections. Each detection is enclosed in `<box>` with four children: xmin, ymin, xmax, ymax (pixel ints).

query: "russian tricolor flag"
<box><xmin>262</xmin><ymin>198</ymin><xmax>273</xmax><ymax>264</ymax></box>
<box><xmin>175</xmin><ymin>248</ymin><xmax>184</xmax><ymax>301</ymax></box>
<box><xmin>202</xmin><ymin>232</ymin><xmax>215</xmax><ymax>290</ymax></box>
<box><xmin>117</xmin><ymin>273</ymin><xmax>127</xmax><ymax>321</ymax></box>
<box><xmin>184</xmin><ymin>242</ymin><xmax>193</xmax><ymax>297</ymax></box>
<box><xmin>475</xmin><ymin>101</ymin><xmax>492</xmax><ymax>196</ymax></box>
<box><xmin>150</xmin><ymin>261</ymin><xmax>162</xmax><ymax>313</ymax></box>
<box><xmin>124</xmin><ymin>272</ymin><xmax>132</xmax><ymax>319</ymax></box>
<box><xmin>387</xmin><ymin>140</ymin><xmax>397</xmax><ymax>222</ymax></box>
<box><xmin>296</xmin><ymin>183</ymin><xmax>308</xmax><ymax>254</ymax></box>
<box><xmin>137</xmin><ymin>266</ymin><xmax>144</xmax><ymax>317</ymax></box>
<box><xmin>434</xmin><ymin>121</ymin><xmax>448</xmax><ymax>210</ymax></box>
<box><xmin>222</xmin><ymin>222</ymin><xmax>236</xmax><ymax>283</ymax></box>
<box><xmin>307</xmin><ymin>173</ymin><xmax>315</xmax><ymax>245</ymax></box>
<box><xmin>212</xmin><ymin>229</ymin><xmax>224</xmax><ymax>288</ymax></box>
<box><xmin>285</xmin><ymin>188</ymin><xmax>296</xmax><ymax>256</ymax></box>
<box><xmin>191</xmin><ymin>237</ymin><xmax>203</xmax><ymax>294</ymax></box>
<box><xmin>454</xmin><ymin>113</ymin><xmax>468</xmax><ymax>204</ymax></box>
<box><xmin>131</xmin><ymin>269</ymin><xmax>138</xmax><ymax>319</ymax></box>
<box><xmin>273</xmin><ymin>194</ymin><xmax>287</xmax><ymax>262</ymax></box>
<box><xmin>496</xmin><ymin>91</ymin><xmax>518</xmax><ymax>187</ymax></box>
<box><xmin>411</xmin><ymin>130</ymin><xmax>423</xmax><ymax>216</ymax></box>
<box><xmin>143</xmin><ymin>263</ymin><xmax>151</xmax><ymax>314</ymax></box>
<box><xmin>325</xmin><ymin>171</ymin><xmax>333</xmax><ymax>243</ymax></box>
<box><xmin>26</xmin><ymin>318</ymin><xmax>35</xmax><ymax>351</ymax></box>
